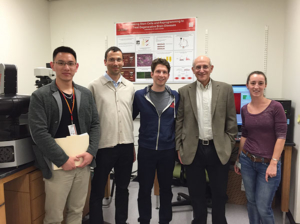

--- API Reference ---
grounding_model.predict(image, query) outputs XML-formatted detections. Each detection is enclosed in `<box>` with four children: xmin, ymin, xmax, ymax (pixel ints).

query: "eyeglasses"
<box><xmin>194</xmin><ymin>65</ymin><xmax>210</xmax><ymax>71</ymax></box>
<box><xmin>55</xmin><ymin>61</ymin><xmax>77</xmax><ymax>67</ymax></box>
<box><xmin>107</xmin><ymin>58</ymin><xmax>123</xmax><ymax>63</ymax></box>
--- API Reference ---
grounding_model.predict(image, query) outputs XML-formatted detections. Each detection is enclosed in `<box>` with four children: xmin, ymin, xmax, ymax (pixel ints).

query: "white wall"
<box><xmin>283</xmin><ymin>0</ymin><xmax>300</xmax><ymax>222</ymax></box>
<box><xmin>0</xmin><ymin>0</ymin><xmax>51</xmax><ymax>94</ymax></box>
<box><xmin>48</xmin><ymin>0</ymin><xmax>285</xmax><ymax>95</ymax></box>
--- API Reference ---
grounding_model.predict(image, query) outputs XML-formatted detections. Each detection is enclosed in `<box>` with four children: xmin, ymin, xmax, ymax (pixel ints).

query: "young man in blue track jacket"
<box><xmin>133</xmin><ymin>58</ymin><xmax>179</xmax><ymax>224</ymax></box>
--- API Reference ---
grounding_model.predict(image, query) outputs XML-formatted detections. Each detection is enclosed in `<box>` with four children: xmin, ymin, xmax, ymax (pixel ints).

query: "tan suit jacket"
<box><xmin>175</xmin><ymin>79</ymin><xmax>238</xmax><ymax>165</ymax></box>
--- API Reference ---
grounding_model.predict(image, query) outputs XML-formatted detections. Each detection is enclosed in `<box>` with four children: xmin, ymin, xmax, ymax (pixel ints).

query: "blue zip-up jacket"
<box><xmin>133</xmin><ymin>85</ymin><xmax>179</xmax><ymax>150</ymax></box>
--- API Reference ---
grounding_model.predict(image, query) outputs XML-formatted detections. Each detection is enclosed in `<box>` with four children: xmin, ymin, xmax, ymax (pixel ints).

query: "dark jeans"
<box><xmin>89</xmin><ymin>143</ymin><xmax>134</xmax><ymax>224</ymax></box>
<box><xmin>240</xmin><ymin>151</ymin><xmax>281</xmax><ymax>224</ymax></box>
<box><xmin>185</xmin><ymin>140</ymin><xmax>229</xmax><ymax>224</ymax></box>
<box><xmin>137</xmin><ymin>146</ymin><xmax>175</xmax><ymax>224</ymax></box>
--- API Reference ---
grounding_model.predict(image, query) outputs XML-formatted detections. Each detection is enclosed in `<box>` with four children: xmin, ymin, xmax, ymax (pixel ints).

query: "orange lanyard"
<box><xmin>56</xmin><ymin>82</ymin><xmax>75</xmax><ymax>124</ymax></box>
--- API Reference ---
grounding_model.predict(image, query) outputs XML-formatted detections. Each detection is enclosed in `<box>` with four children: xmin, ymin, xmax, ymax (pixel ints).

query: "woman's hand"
<box><xmin>265</xmin><ymin>161</ymin><xmax>277</xmax><ymax>182</ymax></box>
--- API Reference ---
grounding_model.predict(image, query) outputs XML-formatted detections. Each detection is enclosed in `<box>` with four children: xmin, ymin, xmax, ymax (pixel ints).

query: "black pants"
<box><xmin>137</xmin><ymin>146</ymin><xmax>175</xmax><ymax>224</ymax></box>
<box><xmin>89</xmin><ymin>143</ymin><xmax>134</xmax><ymax>224</ymax></box>
<box><xmin>185</xmin><ymin>140</ymin><xmax>229</xmax><ymax>224</ymax></box>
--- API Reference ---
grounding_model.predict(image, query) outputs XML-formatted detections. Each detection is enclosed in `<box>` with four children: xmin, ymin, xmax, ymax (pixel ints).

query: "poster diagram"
<box><xmin>116</xmin><ymin>18</ymin><xmax>196</xmax><ymax>83</ymax></box>
<box><xmin>174</xmin><ymin>34</ymin><xmax>194</xmax><ymax>50</ymax></box>
<box><xmin>117</xmin><ymin>37</ymin><xmax>136</xmax><ymax>52</ymax></box>
<box><xmin>137</xmin><ymin>71</ymin><xmax>152</xmax><ymax>79</ymax></box>
<box><xmin>137</xmin><ymin>54</ymin><xmax>153</xmax><ymax>67</ymax></box>
<box><xmin>154</xmin><ymin>52</ymin><xmax>173</xmax><ymax>66</ymax></box>
<box><xmin>122</xmin><ymin>53</ymin><xmax>136</xmax><ymax>82</ymax></box>
<box><xmin>123</xmin><ymin>53</ymin><xmax>135</xmax><ymax>67</ymax></box>
<box><xmin>174</xmin><ymin>67</ymin><xmax>194</xmax><ymax>82</ymax></box>
<box><xmin>136</xmin><ymin>67</ymin><xmax>152</xmax><ymax>81</ymax></box>
<box><xmin>136</xmin><ymin>36</ymin><xmax>154</xmax><ymax>51</ymax></box>
<box><xmin>121</xmin><ymin>68</ymin><xmax>135</xmax><ymax>82</ymax></box>
<box><xmin>174</xmin><ymin>51</ymin><xmax>193</xmax><ymax>66</ymax></box>
<box><xmin>155</xmin><ymin>35</ymin><xmax>174</xmax><ymax>51</ymax></box>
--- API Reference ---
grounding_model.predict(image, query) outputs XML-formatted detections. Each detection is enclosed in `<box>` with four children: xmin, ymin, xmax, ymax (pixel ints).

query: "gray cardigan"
<box><xmin>28</xmin><ymin>80</ymin><xmax>100</xmax><ymax>179</ymax></box>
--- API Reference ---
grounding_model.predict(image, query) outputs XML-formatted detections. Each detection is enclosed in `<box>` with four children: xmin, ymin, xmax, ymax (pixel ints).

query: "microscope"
<box><xmin>34</xmin><ymin>63</ymin><xmax>55</xmax><ymax>88</ymax></box>
<box><xmin>0</xmin><ymin>64</ymin><xmax>34</xmax><ymax>168</ymax></box>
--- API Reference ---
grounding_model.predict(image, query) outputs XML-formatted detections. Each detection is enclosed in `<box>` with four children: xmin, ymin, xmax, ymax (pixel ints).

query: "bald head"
<box><xmin>193</xmin><ymin>55</ymin><xmax>212</xmax><ymax>67</ymax></box>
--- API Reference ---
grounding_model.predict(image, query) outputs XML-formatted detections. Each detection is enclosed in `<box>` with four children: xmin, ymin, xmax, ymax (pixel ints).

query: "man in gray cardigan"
<box><xmin>88</xmin><ymin>46</ymin><xmax>135</xmax><ymax>224</ymax></box>
<box><xmin>28</xmin><ymin>46</ymin><xmax>100</xmax><ymax>224</ymax></box>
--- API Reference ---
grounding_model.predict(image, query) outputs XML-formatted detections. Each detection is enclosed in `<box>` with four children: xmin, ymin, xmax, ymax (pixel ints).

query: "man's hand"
<box><xmin>76</xmin><ymin>152</ymin><xmax>93</xmax><ymax>168</ymax></box>
<box><xmin>61</xmin><ymin>156</ymin><xmax>79</xmax><ymax>171</ymax></box>
<box><xmin>234</xmin><ymin>160</ymin><xmax>241</xmax><ymax>175</ymax></box>
<box><xmin>177</xmin><ymin>151</ymin><xmax>183</xmax><ymax>164</ymax></box>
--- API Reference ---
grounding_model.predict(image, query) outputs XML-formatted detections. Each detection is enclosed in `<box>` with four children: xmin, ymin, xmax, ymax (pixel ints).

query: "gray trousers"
<box><xmin>43</xmin><ymin>166</ymin><xmax>90</xmax><ymax>224</ymax></box>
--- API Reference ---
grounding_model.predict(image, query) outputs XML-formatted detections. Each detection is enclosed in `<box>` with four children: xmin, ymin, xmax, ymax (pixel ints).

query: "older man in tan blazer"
<box><xmin>176</xmin><ymin>55</ymin><xmax>237</xmax><ymax>224</ymax></box>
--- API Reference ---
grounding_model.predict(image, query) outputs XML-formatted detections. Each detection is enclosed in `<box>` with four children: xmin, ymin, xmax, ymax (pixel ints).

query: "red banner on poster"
<box><xmin>116</xmin><ymin>18</ymin><xmax>196</xmax><ymax>35</ymax></box>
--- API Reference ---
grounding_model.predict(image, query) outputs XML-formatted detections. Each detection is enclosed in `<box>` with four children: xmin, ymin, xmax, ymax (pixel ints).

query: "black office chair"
<box><xmin>172</xmin><ymin>163</ymin><xmax>212</xmax><ymax>208</ymax></box>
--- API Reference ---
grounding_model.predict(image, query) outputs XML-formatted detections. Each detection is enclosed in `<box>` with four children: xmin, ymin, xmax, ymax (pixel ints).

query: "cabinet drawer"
<box><xmin>30</xmin><ymin>177</ymin><xmax>45</xmax><ymax>200</ymax></box>
<box><xmin>31</xmin><ymin>193</ymin><xmax>45</xmax><ymax>221</ymax></box>
<box><xmin>29</xmin><ymin>170</ymin><xmax>43</xmax><ymax>182</ymax></box>
<box><xmin>4</xmin><ymin>191</ymin><xmax>31</xmax><ymax>223</ymax></box>
<box><xmin>4</xmin><ymin>174</ymin><xmax>30</xmax><ymax>192</ymax></box>
<box><xmin>32</xmin><ymin>214</ymin><xmax>44</xmax><ymax>224</ymax></box>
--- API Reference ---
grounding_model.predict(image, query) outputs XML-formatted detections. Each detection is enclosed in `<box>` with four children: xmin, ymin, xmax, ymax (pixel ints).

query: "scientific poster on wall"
<box><xmin>116</xmin><ymin>18</ymin><xmax>197</xmax><ymax>83</ymax></box>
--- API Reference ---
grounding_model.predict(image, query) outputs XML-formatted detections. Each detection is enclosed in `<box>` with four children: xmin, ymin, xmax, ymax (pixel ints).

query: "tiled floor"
<box><xmin>86</xmin><ymin>181</ymin><xmax>290</xmax><ymax>224</ymax></box>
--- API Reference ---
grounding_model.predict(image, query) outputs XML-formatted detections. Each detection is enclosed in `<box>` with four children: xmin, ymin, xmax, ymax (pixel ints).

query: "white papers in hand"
<box><xmin>53</xmin><ymin>134</ymin><xmax>89</xmax><ymax>170</ymax></box>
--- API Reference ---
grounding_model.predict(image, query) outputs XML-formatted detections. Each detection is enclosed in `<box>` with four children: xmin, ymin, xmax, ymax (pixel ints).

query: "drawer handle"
<box><xmin>0</xmin><ymin>202</ymin><xmax>4</xmax><ymax>207</ymax></box>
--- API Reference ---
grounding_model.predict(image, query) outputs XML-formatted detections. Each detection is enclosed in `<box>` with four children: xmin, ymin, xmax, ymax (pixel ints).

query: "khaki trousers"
<box><xmin>43</xmin><ymin>166</ymin><xmax>90</xmax><ymax>224</ymax></box>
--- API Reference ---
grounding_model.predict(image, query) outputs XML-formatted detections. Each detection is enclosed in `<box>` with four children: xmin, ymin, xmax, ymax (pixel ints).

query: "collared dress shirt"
<box><xmin>196</xmin><ymin>79</ymin><xmax>213</xmax><ymax>140</ymax></box>
<box><xmin>104</xmin><ymin>73</ymin><xmax>122</xmax><ymax>88</ymax></box>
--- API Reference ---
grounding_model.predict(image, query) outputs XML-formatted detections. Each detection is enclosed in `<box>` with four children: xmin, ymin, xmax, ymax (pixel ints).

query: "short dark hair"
<box><xmin>105</xmin><ymin>46</ymin><xmax>123</xmax><ymax>60</ymax></box>
<box><xmin>151</xmin><ymin>58</ymin><xmax>171</xmax><ymax>73</ymax></box>
<box><xmin>53</xmin><ymin>46</ymin><xmax>77</xmax><ymax>61</ymax></box>
<box><xmin>246</xmin><ymin>71</ymin><xmax>267</xmax><ymax>85</ymax></box>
